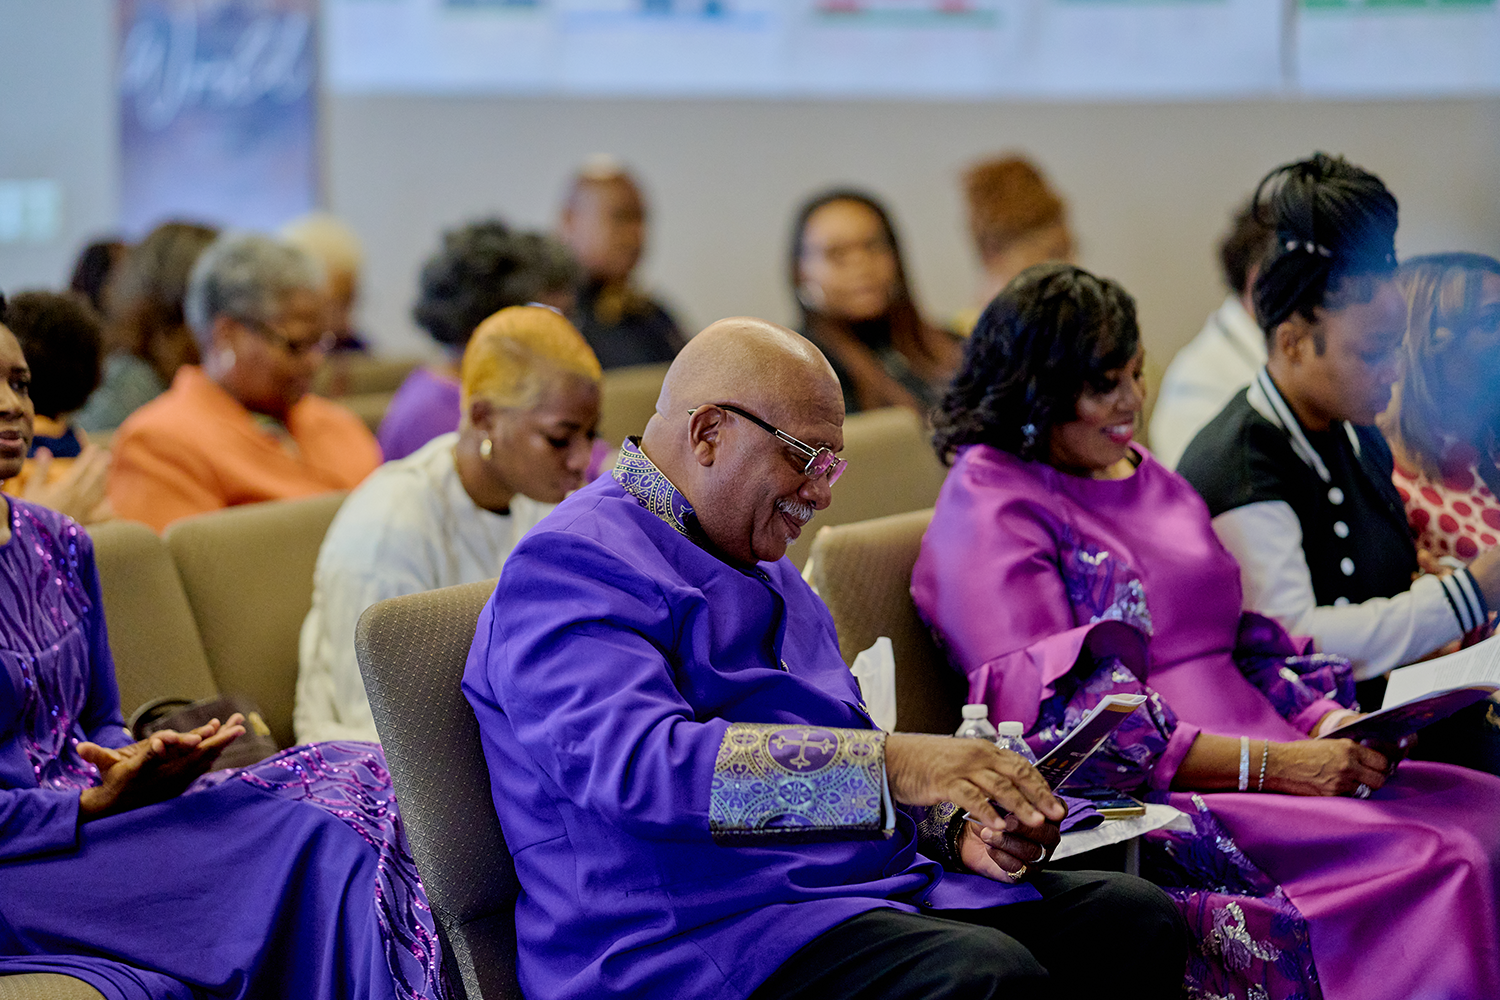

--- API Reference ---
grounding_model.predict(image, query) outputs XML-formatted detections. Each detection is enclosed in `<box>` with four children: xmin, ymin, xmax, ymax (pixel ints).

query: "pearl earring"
<box><xmin>479</xmin><ymin>437</ymin><xmax>494</xmax><ymax>460</ymax></box>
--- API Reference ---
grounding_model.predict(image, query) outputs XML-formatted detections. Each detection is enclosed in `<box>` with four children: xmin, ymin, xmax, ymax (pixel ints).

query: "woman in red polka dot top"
<box><xmin>1382</xmin><ymin>253</ymin><xmax>1500</xmax><ymax>566</ymax></box>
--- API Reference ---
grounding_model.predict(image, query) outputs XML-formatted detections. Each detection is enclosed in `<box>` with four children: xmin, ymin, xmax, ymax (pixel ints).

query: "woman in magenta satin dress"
<box><xmin>912</xmin><ymin>262</ymin><xmax>1500</xmax><ymax>1000</ymax></box>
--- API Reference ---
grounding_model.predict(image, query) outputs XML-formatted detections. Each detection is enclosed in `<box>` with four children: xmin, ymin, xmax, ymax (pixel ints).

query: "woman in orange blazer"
<box><xmin>109</xmin><ymin>233</ymin><xmax>381</xmax><ymax>532</ymax></box>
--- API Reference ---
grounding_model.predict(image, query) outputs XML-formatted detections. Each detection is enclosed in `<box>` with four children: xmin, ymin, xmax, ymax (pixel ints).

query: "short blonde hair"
<box><xmin>460</xmin><ymin>305</ymin><xmax>602</xmax><ymax>415</ymax></box>
<box><xmin>280</xmin><ymin>212</ymin><xmax>364</xmax><ymax>277</ymax></box>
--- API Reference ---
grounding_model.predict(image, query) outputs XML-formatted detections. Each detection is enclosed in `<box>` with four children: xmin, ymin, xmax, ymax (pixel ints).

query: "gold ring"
<box><xmin>1007</xmin><ymin>863</ymin><xmax>1029</xmax><ymax>882</ymax></box>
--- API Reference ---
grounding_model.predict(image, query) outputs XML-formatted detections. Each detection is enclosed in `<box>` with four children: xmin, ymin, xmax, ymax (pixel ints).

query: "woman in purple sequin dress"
<box><xmin>0</xmin><ymin>302</ymin><xmax>445</xmax><ymax>999</ymax></box>
<box><xmin>911</xmin><ymin>264</ymin><xmax>1500</xmax><ymax>1000</ymax></box>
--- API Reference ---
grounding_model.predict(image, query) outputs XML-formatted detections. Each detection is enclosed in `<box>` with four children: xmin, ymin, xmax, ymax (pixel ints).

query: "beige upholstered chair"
<box><xmin>806</xmin><ymin>509</ymin><xmax>966</xmax><ymax>735</ymax></box>
<box><xmin>88</xmin><ymin>519</ymin><xmax>218</xmax><ymax>721</ymax></box>
<box><xmin>164</xmin><ymin>492</ymin><xmax>346</xmax><ymax>748</ymax></box>
<box><xmin>596</xmin><ymin>362</ymin><xmax>670</xmax><ymax>446</ymax></box>
<box><xmin>313</xmin><ymin>354</ymin><xmax>422</xmax><ymax>397</ymax></box>
<box><xmin>0</xmin><ymin>974</ymin><xmax>105</xmax><ymax>999</ymax></box>
<box><xmin>356</xmin><ymin>579</ymin><xmax>520</xmax><ymax>1000</ymax></box>
<box><xmin>785</xmin><ymin>406</ymin><xmax>949</xmax><ymax>569</ymax></box>
<box><xmin>336</xmin><ymin>390</ymin><xmax>395</xmax><ymax>434</ymax></box>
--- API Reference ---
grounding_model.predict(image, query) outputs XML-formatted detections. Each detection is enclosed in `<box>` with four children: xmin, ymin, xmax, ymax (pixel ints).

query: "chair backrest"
<box><xmin>596</xmin><ymin>362</ymin><xmax>670</xmax><ymax>446</ymax></box>
<box><xmin>336</xmin><ymin>390</ymin><xmax>395</xmax><ymax>434</ymax></box>
<box><xmin>355</xmin><ymin>579</ymin><xmax>520</xmax><ymax>1000</ymax></box>
<box><xmin>313</xmin><ymin>354</ymin><xmax>423</xmax><ymax>397</ymax></box>
<box><xmin>785</xmin><ymin>406</ymin><xmax>949</xmax><ymax>569</ymax></box>
<box><xmin>164</xmin><ymin>492</ymin><xmax>346</xmax><ymax>748</ymax></box>
<box><xmin>0</xmin><ymin>974</ymin><xmax>106</xmax><ymax>999</ymax></box>
<box><xmin>88</xmin><ymin>519</ymin><xmax>218</xmax><ymax>721</ymax></box>
<box><xmin>806</xmin><ymin>509</ymin><xmax>967</xmax><ymax>735</ymax></box>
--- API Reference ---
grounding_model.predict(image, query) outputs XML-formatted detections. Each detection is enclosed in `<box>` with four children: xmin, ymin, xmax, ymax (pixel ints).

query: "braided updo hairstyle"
<box><xmin>1251</xmin><ymin>152</ymin><xmax>1398</xmax><ymax>339</ymax></box>
<box><xmin>931</xmin><ymin>263</ymin><xmax>1139</xmax><ymax>466</ymax></box>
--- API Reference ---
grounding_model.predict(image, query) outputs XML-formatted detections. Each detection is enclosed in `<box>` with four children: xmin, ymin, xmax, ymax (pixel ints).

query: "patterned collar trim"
<box><xmin>613</xmin><ymin>438</ymin><xmax>697</xmax><ymax>539</ymax></box>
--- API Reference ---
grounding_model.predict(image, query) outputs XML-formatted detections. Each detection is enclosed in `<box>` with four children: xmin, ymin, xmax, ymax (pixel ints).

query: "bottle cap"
<box><xmin>995</xmin><ymin>721</ymin><xmax>1024</xmax><ymax>737</ymax></box>
<box><xmin>960</xmin><ymin>704</ymin><xmax>989</xmax><ymax>720</ymax></box>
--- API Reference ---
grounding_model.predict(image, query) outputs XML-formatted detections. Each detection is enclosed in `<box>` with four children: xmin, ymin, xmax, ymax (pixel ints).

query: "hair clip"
<box><xmin>1285</xmin><ymin>239</ymin><xmax>1333</xmax><ymax>259</ymax></box>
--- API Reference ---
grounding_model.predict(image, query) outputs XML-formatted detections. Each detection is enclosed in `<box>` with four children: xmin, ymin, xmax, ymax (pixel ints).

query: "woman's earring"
<box><xmin>479</xmin><ymin>437</ymin><xmax>494</xmax><ymax>461</ymax></box>
<box><xmin>1021</xmin><ymin>423</ymin><xmax>1038</xmax><ymax>449</ymax></box>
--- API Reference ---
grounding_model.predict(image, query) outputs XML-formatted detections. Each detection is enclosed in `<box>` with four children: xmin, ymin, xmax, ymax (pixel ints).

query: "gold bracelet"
<box><xmin>1257</xmin><ymin>740</ymin><xmax>1270</xmax><ymax>792</ymax></box>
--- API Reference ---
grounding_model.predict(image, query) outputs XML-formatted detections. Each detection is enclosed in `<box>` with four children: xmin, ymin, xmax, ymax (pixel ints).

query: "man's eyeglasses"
<box><xmin>243</xmin><ymin>318</ymin><xmax>336</xmax><ymax>358</ymax></box>
<box><xmin>688</xmin><ymin>402</ymin><xmax>847</xmax><ymax>485</ymax></box>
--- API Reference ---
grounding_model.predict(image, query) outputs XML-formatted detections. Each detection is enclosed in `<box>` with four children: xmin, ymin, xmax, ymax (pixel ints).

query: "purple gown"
<box><xmin>912</xmin><ymin>443</ymin><xmax>1500</xmax><ymax>1000</ymax></box>
<box><xmin>0</xmin><ymin>500</ymin><xmax>446</xmax><ymax>1000</ymax></box>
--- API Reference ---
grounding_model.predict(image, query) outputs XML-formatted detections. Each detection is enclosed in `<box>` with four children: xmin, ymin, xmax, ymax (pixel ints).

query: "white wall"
<box><xmin>5</xmin><ymin>2</ymin><xmax>1499</xmax><ymax>373</ymax></box>
<box><xmin>328</xmin><ymin>94</ymin><xmax>1500</xmax><ymax>366</ymax></box>
<box><xmin>0</xmin><ymin>0</ymin><xmax>115</xmax><ymax>293</ymax></box>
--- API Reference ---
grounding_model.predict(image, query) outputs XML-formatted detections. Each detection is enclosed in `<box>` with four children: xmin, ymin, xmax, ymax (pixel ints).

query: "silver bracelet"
<box><xmin>1257</xmin><ymin>740</ymin><xmax>1270</xmax><ymax>792</ymax></box>
<box><xmin>1238</xmin><ymin>736</ymin><xmax>1250</xmax><ymax>792</ymax></box>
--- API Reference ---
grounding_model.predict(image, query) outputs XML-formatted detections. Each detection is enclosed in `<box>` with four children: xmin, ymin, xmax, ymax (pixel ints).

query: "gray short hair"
<box><xmin>185</xmin><ymin>232</ymin><xmax>325</xmax><ymax>348</ymax></box>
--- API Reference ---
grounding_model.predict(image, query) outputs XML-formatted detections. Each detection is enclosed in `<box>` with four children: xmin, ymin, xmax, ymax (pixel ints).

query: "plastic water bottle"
<box><xmin>954</xmin><ymin>704</ymin><xmax>997</xmax><ymax>741</ymax></box>
<box><xmin>993</xmin><ymin>721</ymin><xmax>1038</xmax><ymax>764</ymax></box>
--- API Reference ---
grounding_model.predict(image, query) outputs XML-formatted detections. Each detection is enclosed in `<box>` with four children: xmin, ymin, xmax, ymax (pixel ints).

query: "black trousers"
<box><xmin>748</xmin><ymin>870</ymin><xmax>1187</xmax><ymax>1000</ymax></box>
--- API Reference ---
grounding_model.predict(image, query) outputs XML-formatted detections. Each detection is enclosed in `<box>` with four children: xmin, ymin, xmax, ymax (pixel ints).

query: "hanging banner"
<box><xmin>117</xmin><ymin>0</ymin><xmax>319</xmax><ymax>237</ymax></box>
<box><xmin>324</xmin><ymin>0</ymin><xmax>1283</xmax><ymax>98</ymax></box>
<box><xmin>1296</xmin><ymin>0</ymin><xmax>1500</xmax><ymax>96</ymax></box>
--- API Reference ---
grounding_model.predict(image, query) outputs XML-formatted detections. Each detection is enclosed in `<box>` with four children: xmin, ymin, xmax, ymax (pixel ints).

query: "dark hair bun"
<box><xmin>1251</xmin><ymin>152</ymin><xmax>1398</xmax><ymax>333</ymax></box>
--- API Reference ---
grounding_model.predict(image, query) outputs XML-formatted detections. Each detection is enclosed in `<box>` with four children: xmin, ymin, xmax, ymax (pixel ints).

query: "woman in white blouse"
<box><xmin>296</xmin><ymin>305</ymin><xmax>603</xmax><ymax>743</ymax></box>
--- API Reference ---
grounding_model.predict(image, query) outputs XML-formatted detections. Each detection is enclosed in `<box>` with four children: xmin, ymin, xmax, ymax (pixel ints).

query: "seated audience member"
<box><xmin>281</xmin><ymin>211</ymin><xmax>369</xmax><ymax>353</ymax></box>
<box><xmin>953</xmin><ymin>155</ymin><xmax>1075</xmax><ymax>335</ymax></box>
<box><xmin>379</xmin><ymin>221</ymin><xmax>579</xmax><ymax>460</ymax></box>
<box><xmin>792</xmin><ymin>189</ymin><xmax>961</xmax><ymax>414</ymax></box>
<box><xmin>77</xmin><ymin>222</ymin><xmax>218</xmax><ymax>434</ymax></box>
<box><xmin>463</xmin><ymin>316</ymin><xmax>1187</xmax><ymax>1000</ymax></box>
<box><xmin>69</xmin><ymin>237</ymin><xmax>127</xmax><ymax>315</ymax></box>
<box><xmin>1150</xmin><ymin>199</ymin><xmax>1274</xmax><ymax>468</ymax></box>
<box><xmin>108</xmin><ymin>232</ymin><xmax>381</xmax><ymax>532</ymax></box>
<box><xmin>0</xmin><ymin>291</ymin><xmax>111</xmax><ymax>523</ymax></box>
<box><xmin>557</xmin><ymin>158</ymin><xmax>686</xmax><ymax>370</ymax></box>
<box><xmin>298</xmin><ymin>306</ymin><xmax>602</xmax><ymax>743</ymax></box>
<box><xmin>912</xmin><ymin>262</ymin><xmax>1500</xmax><ymax>1000</ymax></box>
<box><xmin>1380</xmin><ymin>253</ymin><xmax>1500</xmax><ymax>562</ymax></box>
<box><xmin>1177</xmin><ymin>155</ymin><xmax>1500</xmax><ymax>769</ymax></box>
<box><xmin>0</xmin><ymin>297</ymin><xmax>444</xmax><ymax>999</ymax></box>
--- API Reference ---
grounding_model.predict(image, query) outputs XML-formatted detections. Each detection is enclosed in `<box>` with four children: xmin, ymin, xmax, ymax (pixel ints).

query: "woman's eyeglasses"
<box><xmin>242</xmin><ymin>318</ymin><xmax>336</xmax><ymax>358</ymax></box>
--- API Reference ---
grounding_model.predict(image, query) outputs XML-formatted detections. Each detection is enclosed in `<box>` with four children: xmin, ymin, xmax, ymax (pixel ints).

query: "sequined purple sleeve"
<box><xmin>708</xmin><ymin>723</ymin><xmax>888</xmax><ymax>842</ymax></box>
<box><xmin>1233</xmin><ymin>613</ymin><xmax>1356</xmax><ymax>733</ymax></box>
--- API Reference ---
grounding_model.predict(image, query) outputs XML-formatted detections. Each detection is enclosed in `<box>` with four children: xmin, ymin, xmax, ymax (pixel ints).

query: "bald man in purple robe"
<box><xmin>463</xmin><ymin>318</ymin><xmax>1186</xmax><ymax>1000</ymax></box>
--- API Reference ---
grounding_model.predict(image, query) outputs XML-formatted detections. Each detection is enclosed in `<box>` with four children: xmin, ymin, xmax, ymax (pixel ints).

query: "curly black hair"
<box><xmin>3</xmin><ymin>290</ymin><xmax>104</xmax><ymax>418</ymax></box>
<box><xmin>931</xmin><ymin>263</ymin><xmax>1139</xmax><ymax>465</ymax></box>
<box><xmin>413</xmin><ymin>221</ymin><xmax>582</xmax><ymax>349</ymax></box>
<box><xmin>1250</xmin><ymin>152</ymin><xmax>1398</xmax><ymax>338</ymax></box>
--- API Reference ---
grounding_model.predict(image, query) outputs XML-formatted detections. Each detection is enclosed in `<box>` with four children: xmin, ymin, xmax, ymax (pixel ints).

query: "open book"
<box><xmin>1033</xmin><ymin>694</ymin><xmax>1147</xmax><ymax>789</ymax></box>
<box><xmin>1320</xmin><ymin>633</ymin><xmax>1500</xmax><ymax>745</ymax></box>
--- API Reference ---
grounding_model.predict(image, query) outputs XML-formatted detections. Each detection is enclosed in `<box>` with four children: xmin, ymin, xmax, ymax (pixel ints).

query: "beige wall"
<box><xmin>329</xmin><ymin>94</ymin><xmax>1500</xmax><ymax>368</ymax></box>
<box><xmin>4</xmin><ymin>1</ymin><xmax>1498</xmax><ymax>376</ymax></box>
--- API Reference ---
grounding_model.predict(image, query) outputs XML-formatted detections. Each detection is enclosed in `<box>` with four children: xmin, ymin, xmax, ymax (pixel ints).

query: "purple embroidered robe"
<box><xmin>912</xmin><ymin>443</ymin><xmax>1500</xmax><ymax>1000</ymax></box>
<box><xmin>463</xmin><ymin>440</ymin><xmax>1035</xmax><ymax>1000</ymax></box>
<box><xmin>0</xmin><ymin>500</ymin><xmax>445</xmax><ymax>1000</ymax></box>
